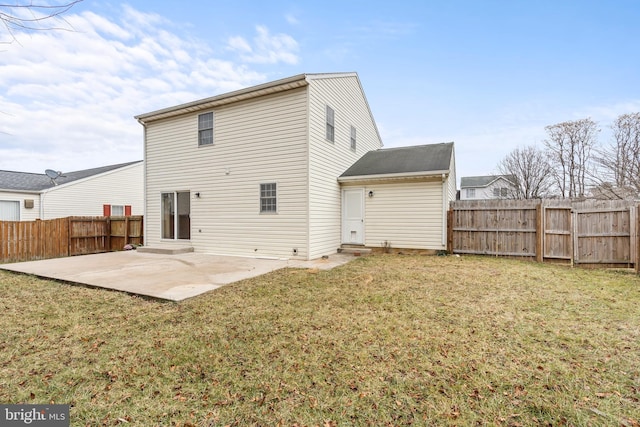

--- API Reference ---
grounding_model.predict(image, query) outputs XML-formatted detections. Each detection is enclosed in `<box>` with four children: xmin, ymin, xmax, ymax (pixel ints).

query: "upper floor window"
<box><xmin>325</xmin><ymin>105</ymin><xmax>335</xmax><ymax>142</ymax></box>
<box><xmin>198</xmin><ymin>112</ymin><xmax>214</xmax><ymax>146</ymax></box>
<box><xmin>260</xmin><ymin>183</ymin><xmax>277</xmax><ymax>213</ymax></box>
<box><xmin>493</xmin><ymin>187</ymin><xmax>508</xmax><ymax>198</ymax></box>
<box><xmin>350</xmin><ymin>125</ymin><xmax>356</xmax><ymax>150</ymax></box>
<box><xmin>466</xmin><ymin>188</ymin><xmax>476</xmax><ymax>199</ymax></box>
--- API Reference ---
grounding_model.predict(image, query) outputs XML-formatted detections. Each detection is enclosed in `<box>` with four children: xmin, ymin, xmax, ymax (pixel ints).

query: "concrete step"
<box><xmin>137</xmin><ymin>246</ymin><xmax>194</xmax><ymax>255</ymax></box>
<box><xmin>338</xmin><ymin>246</ymin><xmax>372</xmax><ymax>256</ymax></box>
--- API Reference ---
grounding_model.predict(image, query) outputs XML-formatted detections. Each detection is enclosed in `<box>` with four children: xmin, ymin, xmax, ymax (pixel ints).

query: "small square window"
<box><xmin>198</xmin><ymin>112</ymin><xmax>214</xmax><ymax>146</ymax></box>
<box><xmin>111</xmin><ymin>205</ymin><xmax>124</xmax><ymax>216</ymax></box>
<box><xmin>466</xmin><ymin>188</ymin><xmax>476</xmax><ymax>199</ymax></box>
<box><xmin>325</xmin><ymin>105</ymin><xmax>335</xmax><ymax>142</ymax></box>
<box><xmin>260</xmin><ymin>183</ymin><xmax>277</xmax><ymax>213</ymax></box>
<box><xmin>350</xmin><ymin>125</ymin><xmax>356</xmax><ymax>150</ymax></box>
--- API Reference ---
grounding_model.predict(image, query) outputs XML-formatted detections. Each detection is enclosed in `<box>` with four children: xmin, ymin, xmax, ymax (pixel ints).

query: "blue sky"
<box><xmin>1</xmin><ymin>1</ymin><xmax>639</xmax><ymax>183</ymax></box>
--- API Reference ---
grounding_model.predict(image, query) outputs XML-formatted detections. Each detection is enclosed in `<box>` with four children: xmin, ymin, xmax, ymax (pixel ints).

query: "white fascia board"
<box><xmin>338</xmin><ymin>169</ymin><xmax>450</xmax><ymax>183</ymax></box>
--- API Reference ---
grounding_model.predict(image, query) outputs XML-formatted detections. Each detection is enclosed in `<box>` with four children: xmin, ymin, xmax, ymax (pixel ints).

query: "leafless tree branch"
<box><xmin>543</xmin><ymin>118</ymin><xmax>599</xmax><ymax>198</ymax></box>
<box><xmin>497</xmin><ymin>145</ymin><xmax>553</xmax><ymax>199</ymax></box>
<box><xmin>0</xmin><ymin>1</ymin><xmax>82</xmax><ymax>45</ymax></box>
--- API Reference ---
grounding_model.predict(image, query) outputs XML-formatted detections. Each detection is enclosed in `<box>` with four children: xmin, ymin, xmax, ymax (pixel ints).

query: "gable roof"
<box><xmin>135</xmin><ymin>72</ymin><xmax>375</xmax><ymax>126</ymax></box>
<box><xmin>460</xmin><ymin>175</ymin><xmax>517</xmax><ymax>189</ymax></box>
<box><xmin>0</xmin><ymin>161</ymin><xmax>143</xmax><ymax>193</ymax></box>
<box><xmin>339</xmin><ymin>142</ymin><xmax>454</xmax><ymax>182</ymax></box>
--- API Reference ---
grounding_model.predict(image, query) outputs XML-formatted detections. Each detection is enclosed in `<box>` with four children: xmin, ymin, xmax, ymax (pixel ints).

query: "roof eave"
<box><xmin>135</xmin><ymin>74</ymin><xmax>310</xmax><ymax>123</ymax></box>
<box><xmin>0</xmin><ymin>188</ymin><xmax>43</xmax><ymax>194</ymax></box>
<box><xmin>338</xmin><ymin>169</ymin><xmax>450</xmax><ymax>183</ymax></box>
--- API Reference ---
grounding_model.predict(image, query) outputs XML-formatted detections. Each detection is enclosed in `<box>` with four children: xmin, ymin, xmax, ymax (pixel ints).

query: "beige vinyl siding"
<box><xmin>0</xmin><ymin>191</ymin><xmax>40</xmax><ymax>221</ymax></box>
<box><xmin>358</xmin><ymin>180</ymin><xmax>446</xmax><ymax>250</ymax></box>
<box><xmin>40</xmin><ymin>162</ymin><xmax>143</xmax><ymax>219</ymax></box>
<box><xmin>307</xmin><ymin>75</ymin><xmax>382</xmax><ymax>258</ymax></box>
<box><xmin>145</xmin><ymin>87</ymin><xmax>309</xmax><ymax>259</ymax></box>
<box><xmin>447</xmin><ymin>151</ymin><xmax>457</xmax><ymax>204</ymax></box>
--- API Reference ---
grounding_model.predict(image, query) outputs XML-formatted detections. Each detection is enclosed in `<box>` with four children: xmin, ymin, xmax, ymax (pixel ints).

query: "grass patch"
<box><xmin>1</xmin><ymin>255</ymin><xmax>639</xmax><ymax>426</ymax></box>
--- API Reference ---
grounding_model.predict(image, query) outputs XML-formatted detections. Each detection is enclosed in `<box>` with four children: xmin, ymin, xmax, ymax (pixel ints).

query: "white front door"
<box><xmin>342</xmin><ymin>188</ymin><xmax>364</xmax><ymax>244</ymax></box>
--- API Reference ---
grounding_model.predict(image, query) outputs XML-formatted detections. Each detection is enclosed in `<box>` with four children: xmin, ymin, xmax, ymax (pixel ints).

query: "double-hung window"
<box><xmin>198</xmin><ymin>112</ymin><xmax>214</xmax><ymax>146</ymax></box>
<box><xmin>325</xmin><ymin>105</ymin><xmax>335</xmax><ymax>142</ymax></box>
<box><xmin>260</xmin><ymin>183</ymin><xmax>277</xmax><ymax>213</ymax></box>
<box><xmin>493</xmin><ymin>187</ymin><xmax>508</xmax><ymax>198</ymax></box>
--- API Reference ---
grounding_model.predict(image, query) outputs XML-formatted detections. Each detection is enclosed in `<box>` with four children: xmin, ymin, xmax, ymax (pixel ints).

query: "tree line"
<box><xmin>497</xmin><ymin>112</ymin><xmax>640</xmax><ymax>199</ymax></box>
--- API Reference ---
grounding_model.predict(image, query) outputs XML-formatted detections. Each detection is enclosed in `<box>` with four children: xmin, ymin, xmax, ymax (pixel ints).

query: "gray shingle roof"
<box><xmin>340</xmin><ymin>142</ymin><xmax>454</xmax><ymax>178</ymax></box>
<box><xmin>460</xmin><ymin>175</ymin><xmax>516</xmax><ymax>188</ymax></box>
<box><xmin>0</xmin><ymin>161</ymin><xmax>142</xmax><ymax>192</ymax></box>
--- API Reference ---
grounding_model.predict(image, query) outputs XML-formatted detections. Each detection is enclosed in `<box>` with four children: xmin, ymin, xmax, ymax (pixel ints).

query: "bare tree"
<box><xmin>497</xmin><ymin>145</ymin><xmax>553</xmax><ymax>199</ymax></box>
<box><xmin>543</xmin><ymin>118</ymin><xmax>599</xmax><ymax>198</ymax></box>
<box><xmin>591</xmin><ymin>112</ymin><xmax>640</xmax><ymax>199</ymax></box>
<box><xmin>0</xmin><ymin>1</ymin><xmax>82</xmax><ymax>44</ymax></box>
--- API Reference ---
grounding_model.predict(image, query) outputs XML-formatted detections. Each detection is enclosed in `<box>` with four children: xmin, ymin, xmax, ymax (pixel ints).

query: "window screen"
<box><xmin>198</xmin><ymin>112</ymin><xmax>214</xmax><ymax>146</ymax></box>
<box><xmin>325</xmin><ymin>106</ymin><xmax>335</xmax><ymax>142</ymax></box>
<box><xmin>260</xmin><ymin>183</ymin><xmax>277</xmax><ymax>213</ymax></box>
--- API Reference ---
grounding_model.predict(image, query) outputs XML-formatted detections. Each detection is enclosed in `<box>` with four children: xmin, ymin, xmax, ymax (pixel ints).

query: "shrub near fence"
<box><xmin>448</xmin><ymin>199</ymin><xmax>639</xmax><ymax>270</ymax></box>
<box><xmin>0</xmin><ymin>216</ymin><xmax>143</xmax><ymax>263</ymax></box>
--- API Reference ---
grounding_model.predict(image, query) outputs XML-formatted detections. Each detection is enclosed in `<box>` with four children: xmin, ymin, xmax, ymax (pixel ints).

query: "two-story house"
<box><xmin>135</xmin><ymin>73</ymin><xmax>456</xmax><ymax>260</ymax></box>
<box><xmin>459</xmin><ymin>175</ymin><xmax>517</xmax><ymax>200</ymax></box>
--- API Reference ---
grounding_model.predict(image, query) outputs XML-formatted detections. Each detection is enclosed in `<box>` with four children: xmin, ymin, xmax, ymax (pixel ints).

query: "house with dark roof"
<box><xmin>459</xmin><ymin>175</ymin><xmax>517</xmax><ymax>200</ymax></box>
<box><xmin>339</xmin><ymin>143</ymin><xmax>456</xmax><ymax>250</ymax></box>
<box><xmin>0</xmin><ymin>161</ymin><xmax>143</xmax><ymax>221</ymax></box>
<box><xmin>136</xmin><ymin>73</ymin><xmax>456</xmax><ymax>260</ymax></box>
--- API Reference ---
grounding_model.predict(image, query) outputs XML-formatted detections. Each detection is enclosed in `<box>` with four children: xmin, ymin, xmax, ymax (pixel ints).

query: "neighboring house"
<box><xmin>0</xmin><ymin>161</ymin><xmax>144</xmax><ymax>221</ymax></box>
<box><xmin>460</xmin><ymin>175</ymin><xmax>517</xmax><ymax>200</ymax></box>
<box><xmin>135</xmin><ymin>72</ymin><xmax>456</xmax><ymax>260</ymax></box>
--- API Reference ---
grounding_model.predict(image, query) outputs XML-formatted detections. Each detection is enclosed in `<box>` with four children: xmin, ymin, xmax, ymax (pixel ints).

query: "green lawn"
<box><xmin>1</xmin><ymin>255</ymin><xmax>639</xmax><ymax>426</ymax></box>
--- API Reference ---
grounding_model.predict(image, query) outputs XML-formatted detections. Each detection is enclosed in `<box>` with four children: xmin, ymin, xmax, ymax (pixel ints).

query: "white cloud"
<box><xmin>227</xmin><ymin>25</ymin><xmax>299</xmax><ymax>65</ymax></box>
<box><xmin>0</xmin><ymin>6</ymin><xmax>295</xmax><ymax>173</ymax></box>
<box><xmin>285</xmin><ymin>14</ymin><xmax>299</xmax><ymax>25</ymax></box>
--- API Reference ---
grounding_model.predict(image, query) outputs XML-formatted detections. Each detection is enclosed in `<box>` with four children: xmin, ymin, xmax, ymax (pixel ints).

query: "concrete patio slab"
<box><xmin>0</xmin><ymin>251</ymin><xmax>356</xmax><ymax>301</ymax></box>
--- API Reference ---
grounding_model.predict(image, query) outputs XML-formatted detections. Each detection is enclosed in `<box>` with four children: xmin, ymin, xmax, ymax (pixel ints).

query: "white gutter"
<box><xmin>338</xmin><ymin>169</ymin><xmax>450</xmax><ymax>183</ymax></box>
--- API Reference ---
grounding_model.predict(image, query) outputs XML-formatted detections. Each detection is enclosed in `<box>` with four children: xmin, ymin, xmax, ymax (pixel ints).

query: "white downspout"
<box><xmin>137</xmin><ymin>118</ymin><xmax>148</xmax><ymax>247</ymax></box>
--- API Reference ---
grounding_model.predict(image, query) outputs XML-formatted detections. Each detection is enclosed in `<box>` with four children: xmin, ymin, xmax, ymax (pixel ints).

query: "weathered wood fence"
<box><xmin>0</xmin><ymin>216</ymin><xmax>143</xmax><ymax>263</ymax></box>
<box><xmin>448</xmin><ymin>199</ymin><xmax>639</xmax><ymax>269</ymax></box>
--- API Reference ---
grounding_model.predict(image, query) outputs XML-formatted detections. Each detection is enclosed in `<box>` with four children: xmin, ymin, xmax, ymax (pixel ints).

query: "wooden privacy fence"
<box><xmin>0</xmin><ymin>216</ymin><xmax>143</xmax><ymax>263</ymax></box>
<box><xmin>448</xmin><ymin>199</ymin><xmax>639</xmax><ymax>269</ymax></box>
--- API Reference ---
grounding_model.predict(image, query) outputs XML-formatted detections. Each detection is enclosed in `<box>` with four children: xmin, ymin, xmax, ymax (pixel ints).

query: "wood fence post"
<box><xmin>536</xmin><ymin>202</ymin><xmax>543</xmax><ymax>263</ymax></box>
<box><xmin>67</xmin><ymin>217</ymin><xmax>71</xmax><ymax>257</ymax></box>
<box><xmin>637</xmin><ymin>203</ymin><xmax>640</xmax><ymax>274</ymax></box>
<box><xmin>447</xmin><ymin>209</ymin><xmax>453</xmax><ymax>253</ymax></box>
<box><xmin>105</xmin><ymin>216</ymin><xmax>111</xmax><ymax>252</ymax></box>
<box><xmin>124</xmin><ymin>216</ymin><xmax>130</xmax><ymax>246</ymax></box>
